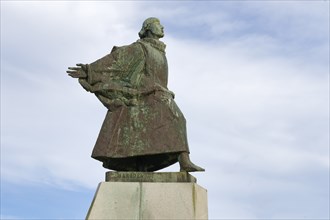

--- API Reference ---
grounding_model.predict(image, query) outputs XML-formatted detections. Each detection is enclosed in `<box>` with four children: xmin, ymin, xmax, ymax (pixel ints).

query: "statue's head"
<box><xmin>139</xmin><ymin>17</ymin><xmax>164</xmax><ymax>39</ymax></box>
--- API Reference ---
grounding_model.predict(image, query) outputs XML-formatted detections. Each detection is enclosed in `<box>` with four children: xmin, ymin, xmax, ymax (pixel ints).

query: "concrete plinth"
<box><xmin>86</xmin><ymin>172</ymin><xmax>208</xmax><ymax>220</ymax></box>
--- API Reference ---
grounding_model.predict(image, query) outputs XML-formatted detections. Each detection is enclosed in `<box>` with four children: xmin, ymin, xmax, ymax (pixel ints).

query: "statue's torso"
<box><xmin>138</xmin><ymin>38</ymin><xmax>168</xmax><ymax>89</ymax></box>
<box><xmin>88</xmin><ymin>38</ymin><xmax>189</xmax><ymax>171</ymax></box>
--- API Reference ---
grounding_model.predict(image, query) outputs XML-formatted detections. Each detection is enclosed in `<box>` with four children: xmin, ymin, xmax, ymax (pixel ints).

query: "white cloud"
<box><xmin>1</xmin><ymin>1</ymin><xmax>329</xmax><ymax>219</ymax></box>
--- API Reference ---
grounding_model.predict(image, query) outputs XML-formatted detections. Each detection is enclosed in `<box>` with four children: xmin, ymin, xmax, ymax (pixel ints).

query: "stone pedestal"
<box><xmin>86</xmin><ymin>172</ymin><xmax>208</xmax><ymax>220</ymax></box>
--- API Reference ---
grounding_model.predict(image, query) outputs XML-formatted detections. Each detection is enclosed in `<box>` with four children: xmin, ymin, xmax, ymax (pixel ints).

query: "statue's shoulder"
<box><xmin>110</xmin><ymin>42</ymin><xmax>144</xmax><ymax>55</ymax></box>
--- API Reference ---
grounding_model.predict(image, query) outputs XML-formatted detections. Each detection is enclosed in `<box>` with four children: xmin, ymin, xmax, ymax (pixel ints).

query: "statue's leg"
<box><xmin>178</xmin><ymin>152</ymin><xmax>205</xmax><ymax>172</ymax></box>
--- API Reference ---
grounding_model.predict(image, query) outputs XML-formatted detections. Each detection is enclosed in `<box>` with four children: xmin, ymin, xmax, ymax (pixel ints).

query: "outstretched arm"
<box><xmin>67</xmin><ymin>63</ymin><xmax>94</xmax><ymax>92</ymax></box>
<box><xmin>66</xmin><ymin>63</ymin><xmax>87</xmax><ymax>78</ymax></box>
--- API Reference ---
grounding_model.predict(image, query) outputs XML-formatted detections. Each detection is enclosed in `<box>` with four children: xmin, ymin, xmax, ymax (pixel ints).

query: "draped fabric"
<box><xmin>78</xmin><ymin>38</ymin><xmax>189</xmax><ymax>171</ymax></box>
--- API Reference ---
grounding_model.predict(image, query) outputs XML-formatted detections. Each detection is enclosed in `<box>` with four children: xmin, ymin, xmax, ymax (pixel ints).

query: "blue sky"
<box><xmin>1</xmin><ymin>1</ymin><xmax>329</xmax><ymax>219</ymax></box>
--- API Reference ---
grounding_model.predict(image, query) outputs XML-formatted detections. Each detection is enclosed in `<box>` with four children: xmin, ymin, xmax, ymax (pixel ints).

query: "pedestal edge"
<box><xmin>105</xmin><ymin>171</ymin><xmax>197</xmax><ymax>183</ymax></box>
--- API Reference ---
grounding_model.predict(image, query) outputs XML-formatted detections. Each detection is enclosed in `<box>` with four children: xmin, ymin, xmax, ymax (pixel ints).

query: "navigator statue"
<box><xmin>67</xmin><ymin>17</ymin><xmax>204</xmax><ymax>172</ymax></box>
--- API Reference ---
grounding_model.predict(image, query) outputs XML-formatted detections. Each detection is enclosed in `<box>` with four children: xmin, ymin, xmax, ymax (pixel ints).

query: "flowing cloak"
<box><xmin>78</xmin><ymin>38</ymin><xmax>189</xmax><ymax>171</ymax></box>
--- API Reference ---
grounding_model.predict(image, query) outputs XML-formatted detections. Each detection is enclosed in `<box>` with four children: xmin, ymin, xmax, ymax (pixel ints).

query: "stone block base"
<box><xmin>86</xmin><ymin>181</ymin><xmax>208</xmax><ymax>219</ymax></box>
<box><xmin>105</xmin><ymin>171</ymin><xmax>197</xmax><ymax>183</ymax></box>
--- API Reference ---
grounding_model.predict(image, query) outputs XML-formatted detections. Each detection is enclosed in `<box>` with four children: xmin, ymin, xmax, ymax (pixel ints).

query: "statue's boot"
<box><xmin>178</xmin><ymin>152</ymin><xmax>205</xmax><ymax>172</ymax></box>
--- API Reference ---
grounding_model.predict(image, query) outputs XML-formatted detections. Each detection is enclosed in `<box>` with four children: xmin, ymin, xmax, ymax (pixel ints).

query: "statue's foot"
<box><xmin>178</xmin><ymin>152</ymin><xmax>205</xmax><ymax>172</ymax></box>
<box><xmin>180</xmin><ymin>162</ymin><xmax>205</xmax><ymax>172</ymax></box>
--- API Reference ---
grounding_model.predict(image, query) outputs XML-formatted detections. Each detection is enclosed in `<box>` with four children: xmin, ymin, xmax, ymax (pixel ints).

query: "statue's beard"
<box><xmin>152</xmin><ymin>30</ymin><xmax>164</xmax><ymax>39</ymax></box>
<box><xmin>155</xmin><ymin>32</ymin><xmax>164</xmax><ymax>39</ymax></box>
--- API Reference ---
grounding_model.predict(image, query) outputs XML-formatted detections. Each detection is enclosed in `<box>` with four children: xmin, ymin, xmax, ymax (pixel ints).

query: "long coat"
<box><xmin>79</xmin><ymin>38</ymin><xmax>189</xmax><ymax>171</ymax></box>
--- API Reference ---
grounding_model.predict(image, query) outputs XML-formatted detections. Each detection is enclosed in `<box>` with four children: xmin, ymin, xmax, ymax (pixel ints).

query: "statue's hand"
<box><xmin>66</xmin><ymin>63</ymin><xmax>87</xmax><ymax>78</ymax></box>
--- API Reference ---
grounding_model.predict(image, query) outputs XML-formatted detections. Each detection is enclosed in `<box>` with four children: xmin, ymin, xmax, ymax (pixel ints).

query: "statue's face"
<box><xmin>149</xmin><ymin>21</ymin><xmax>164</xmax><ymax>38</ymax></box>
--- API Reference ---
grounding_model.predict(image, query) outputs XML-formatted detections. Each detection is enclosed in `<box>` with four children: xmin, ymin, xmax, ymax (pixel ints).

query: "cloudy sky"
<box><xmin>1</xmin><ymin>1</ymin><xmax>329</xmax><ymax>219</ymax></box>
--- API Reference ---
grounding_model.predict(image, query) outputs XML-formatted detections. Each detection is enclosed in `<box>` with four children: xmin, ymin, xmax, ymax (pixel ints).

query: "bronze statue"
<box><xmin>67</xmin><ymin>17</ymin><xmax>204</xmax><ymax>172</ymax></box>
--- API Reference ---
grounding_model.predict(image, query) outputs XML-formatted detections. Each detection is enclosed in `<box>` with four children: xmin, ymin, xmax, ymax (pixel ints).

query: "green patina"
<box><xmin>67</xmin><ymin>17</ymin><xmax>204</xmax><ymax>172</ymax></box>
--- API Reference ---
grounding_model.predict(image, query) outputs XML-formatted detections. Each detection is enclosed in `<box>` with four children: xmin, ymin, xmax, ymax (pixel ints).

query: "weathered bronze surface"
<box><xmin>67</xmin><ymin>17</ymin><xmax>204</xmax><ymax>172</ymax></box>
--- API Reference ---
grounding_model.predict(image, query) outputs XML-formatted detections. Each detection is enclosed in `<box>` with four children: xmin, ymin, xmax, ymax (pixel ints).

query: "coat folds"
<box><xmin>78</xmin><ymin>38</ymin><xmax>189</xmax><ymax>171</ymax></box>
